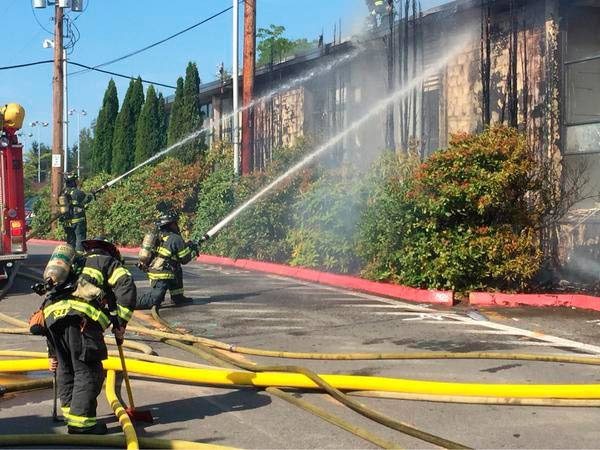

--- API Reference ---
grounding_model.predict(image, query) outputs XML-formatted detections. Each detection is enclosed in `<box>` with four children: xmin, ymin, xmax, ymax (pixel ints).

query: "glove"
<box><xmin>136</xmin><ymin>262</ymin><xmax>148</xmax><ymax>272</ymax></box>
<box><xmin>187</xmin><ymin>240</ymin><xmax>200</xmax><ymax>253</ymax></box>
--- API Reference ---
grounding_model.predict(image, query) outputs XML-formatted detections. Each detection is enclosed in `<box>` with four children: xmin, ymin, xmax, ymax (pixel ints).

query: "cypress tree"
<box><xmin>157</xmin><ymin>92</ymin><xmax>168</xmax><ymax>148</ymax></box>
<box><xmin>91</xmin><ymin>79</ymin><xmax>118</xmax><ymax>174</ymax></box>
<box><xmin>167</xmin><ymin>77</ymin><xmax>185</xmax><ymax>146</ymax></box>
<box><xmin>135</xmin><ymin>85</ymin><xmax>161</xmax><ymax>165</ymax></box>
<box><xmin>179</xmin><ymin>62</ymin><xmax>203</xmax><ymax>163</ymax></box>
<box><xmin>112</xmin><ymin>77</ymin><xmax>145</xmax><ymax>174</ymax></box>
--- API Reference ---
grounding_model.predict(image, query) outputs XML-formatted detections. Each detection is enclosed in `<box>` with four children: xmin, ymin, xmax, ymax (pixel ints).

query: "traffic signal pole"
<box><xmin>51</xmin><ymin>3</ymin><xmax>64</xmax><ymax>225</ymax></box>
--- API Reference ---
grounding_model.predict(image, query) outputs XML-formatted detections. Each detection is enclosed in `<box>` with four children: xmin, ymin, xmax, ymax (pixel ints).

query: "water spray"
<box><xmin>201</xmin><ymin>36</ymin><xmax>471</xmax><ymax>241</ymax></box>
<box><xmin>94</xmin><ymin>49</ymin><xmax>361</xmax><ymax>195</ymax></box>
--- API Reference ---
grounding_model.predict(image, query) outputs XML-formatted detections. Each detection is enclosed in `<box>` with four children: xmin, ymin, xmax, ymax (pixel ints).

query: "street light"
<box><xmin>30</xmin><ymin>121</ymin><xmax>49</xmax><ymax>183</ymax></box>
<box><xmin>68</xmin><ymin>109</ymin><xmax>87</xmax><ymax>177</ymax></box>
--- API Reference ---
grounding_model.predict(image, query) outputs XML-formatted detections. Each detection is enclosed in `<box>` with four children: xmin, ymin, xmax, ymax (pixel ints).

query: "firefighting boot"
<box><xmin>171</xmin><ymin>295</ymin><xmax>194</xmax><ymax>306</ymax></box>
<box><xmin>67</xmin><ymin>422</ymin><xmax>108</xmax><ymax>435</ymax></box>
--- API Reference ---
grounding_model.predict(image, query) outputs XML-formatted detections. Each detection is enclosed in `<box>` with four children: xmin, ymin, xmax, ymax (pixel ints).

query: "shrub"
<box><xmin>193</xmin><ymin>140</ymin><xmax>315</xmax><ymax>262</ymax></box>
<box><xmin>31</xmin><ymin>157</ymin><xmax>204</xmax><ymax>246</ymax></box>
<box><xmin>359</xmin><ymin>126</ymin><xmax>542</xmax><ymax>292</ymax></box>
<box><xmin>288</xmin><ymin>168</ymin><xmax>364</xmax><ymax>273</ymax></box>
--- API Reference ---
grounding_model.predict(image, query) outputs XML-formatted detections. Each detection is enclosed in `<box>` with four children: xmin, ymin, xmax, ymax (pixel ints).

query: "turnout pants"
<box><xmin>47</xmin><ymin>315</ymin><xmax>107</xmax><ymax>431</ymax></box>
<box><xmin>64</xmin><ymin>220</ymin><xmax>87</xmax><ymax>253</ymax></box>
<box><xmin>137</xmin><ymin>268</ymin><xmax>186</xmax><ymax>310</ymax></box>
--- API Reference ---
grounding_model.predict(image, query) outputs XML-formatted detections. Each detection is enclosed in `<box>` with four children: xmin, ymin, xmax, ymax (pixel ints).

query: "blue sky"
<box><xmin>2</xmin><ymin>0</ymin><xmax>448</xmax><ymax>148</ymax></box>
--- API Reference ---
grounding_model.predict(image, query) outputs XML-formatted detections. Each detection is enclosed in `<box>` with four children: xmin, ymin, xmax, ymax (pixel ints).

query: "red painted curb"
<box><xmin>470</xmin><ymin>292</ymin><xmax>600</xmax><ymax>312</ymax></box>
<box><xmin>27</xmin><ymin>238</ymin><xmax>140</xmax><ymax>255</ymax></box>
<box><xmin>197</xmin><ymin>254</ymin><xmax>454</xmax><ymax>306</ymax></box>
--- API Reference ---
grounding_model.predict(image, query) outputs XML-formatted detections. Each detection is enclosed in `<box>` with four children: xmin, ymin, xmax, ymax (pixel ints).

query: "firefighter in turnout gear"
<box><xmin>137</xmin><ymin>212</ymin><xmax>198</xmax><ymax>310</ymax></box>
<box><xmin>365</xmin><ymin>0</ymin><xmax>393</xmax><ymax>27</ymax></box>
<box><xmin>39</xmin><ymin>238</ymin><xmax>136</xmax><ymax>435</ymax></box>
<box><xmin>59</xmin><ymin>173</ymin><xmax>94</xmax><ymax>253</ymax></box>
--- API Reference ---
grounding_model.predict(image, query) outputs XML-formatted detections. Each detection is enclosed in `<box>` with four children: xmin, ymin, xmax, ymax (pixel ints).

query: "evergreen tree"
<box><xmin>178</xmin><ymin>62</ymin><xmax>203</xmax><ymax>163</ymax></box>
<box><xmin>157</xmin><ymin>92</ymin><xmax>168</xmax><ymax>148</ymax></box>
<box><xmin>167</xmin><ymin>77</ymin><xmax>184</xmax><ymax>146</ymax></box>
<box><xmin>91</xmin><ymin>79</ymin><xmax>118</xmax><ymax>174</ymax></box>
<box><xmin>135</xmin><ymin>85</ymin><xmax>161</xmax><ymax>165</ymax></box>
<box><xmin>112</xmin><ymin>77</ymin><xmax>144</xmax><ymax>174</ymax></box>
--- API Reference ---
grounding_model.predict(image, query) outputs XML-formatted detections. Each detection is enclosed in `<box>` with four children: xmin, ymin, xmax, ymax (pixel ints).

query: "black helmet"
<box><xmin>156</xmin><ymin>211</ymin><xmax>178</xmax><ymax>229</ymax></box>
<box><xmin>64</xmin><ymin>172</ymin><xmax>78</xmax><ymax>187</ymax></box>
<box><xmin>64</xmin><ymin>172</ymin><xmax>78</xmax><ymax>182</ymax></box>
<box><xmin>82</xmin><ymin>236</ymin><xmax>121</xmax><ymax>260</ymax></box>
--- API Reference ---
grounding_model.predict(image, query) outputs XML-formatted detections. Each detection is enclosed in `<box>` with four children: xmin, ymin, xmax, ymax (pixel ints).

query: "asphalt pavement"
<box><xmin>2</xmin><ymin>243</ymin><xmax>600</xmax><ymax>448</ymax></box>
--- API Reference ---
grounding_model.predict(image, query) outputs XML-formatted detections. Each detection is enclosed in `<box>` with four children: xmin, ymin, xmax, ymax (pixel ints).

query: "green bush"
<box><xmin>359</xmin><ymin>126</ymin><xmax>542</xmax><ymax>291</ymax></box>
<box><xmin>31</xmin><ymin>157</ymin><xmax>204</xmax><ymax>246</ymax></box>
<box><xmin>288</xmin><ymin>168</ymin><xmax>364</xmax><ymax>273</ymax></box>
<box><xmin>193</xmin><ymin>140</ymin><xmax>315</xmax><ymax>262</ymax></box>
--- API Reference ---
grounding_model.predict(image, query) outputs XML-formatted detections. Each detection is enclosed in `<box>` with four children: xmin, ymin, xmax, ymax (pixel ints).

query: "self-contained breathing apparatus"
<box><xmin>30</xmin><ymin>242</ymin><xmax>120</xmax><ymax>335</ymax></box>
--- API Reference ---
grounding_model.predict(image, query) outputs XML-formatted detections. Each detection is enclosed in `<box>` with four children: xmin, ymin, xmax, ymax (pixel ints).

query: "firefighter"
<box><xmin>42</xmin><ymin>237</ymin><xmax>136</xmax><ymax>434</ymax></box>
<box><xmin>137</xmin><ymin>211</ymin><xmax>198</xmax><ymax>310</ymax></box>
<box><xmin>365</xmin><ymin>0</ymin><xmax>393</xmax><ymax>27</ymax></box>
<box><xmin>59</xmin><ymin>173</ymin><xmax>94</xmax><ymax>253</ymax></box>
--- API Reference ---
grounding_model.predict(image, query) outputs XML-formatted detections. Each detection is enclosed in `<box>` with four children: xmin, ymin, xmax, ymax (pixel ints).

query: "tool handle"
<box><xmin>52</xmin><ymin>371</ymin><xmax>58</xmax><ymax>420</ymax></box>
<box><xmin>117</xmin><ymin>344</ymin><xmax>135</xmax><ymax>409</ymax></box>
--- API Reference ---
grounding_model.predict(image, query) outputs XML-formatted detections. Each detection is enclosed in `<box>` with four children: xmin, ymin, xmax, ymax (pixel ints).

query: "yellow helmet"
<box><xmin>0</xmin><ymin>103</ymin><xmax>25</xmax><ymax>131</ymax></box>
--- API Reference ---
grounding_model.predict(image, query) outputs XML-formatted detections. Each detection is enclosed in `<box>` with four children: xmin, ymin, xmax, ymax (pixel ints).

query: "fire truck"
<box><xmin>0</xmin><ymin>103</ymin><xmax>28</xmax><ymax>279</ymax></box>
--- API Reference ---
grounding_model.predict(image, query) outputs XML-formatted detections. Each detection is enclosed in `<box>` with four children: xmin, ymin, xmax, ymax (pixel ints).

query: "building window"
<box><xmin>565</xmin><ymin>3</ymin><xmax>600</xmax><ymax>155</ymax></box>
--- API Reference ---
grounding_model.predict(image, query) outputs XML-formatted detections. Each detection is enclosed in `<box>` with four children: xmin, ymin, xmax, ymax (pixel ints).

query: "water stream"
<box><xmin>204</xmin><ymin>37</ymin><xmax>471</xmax><ymax>239</ymax></box>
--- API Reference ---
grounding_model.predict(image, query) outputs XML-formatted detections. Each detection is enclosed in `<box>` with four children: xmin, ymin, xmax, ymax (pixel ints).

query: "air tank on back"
<box><xmin>138</xmin><ymin>230</ymin><xmax>157</xmax><ymax>267</ymax></box>
<box><xmin>43</xmin><ymin>244</ymin><xmax>75</xmax><ymax>286</ymax></box>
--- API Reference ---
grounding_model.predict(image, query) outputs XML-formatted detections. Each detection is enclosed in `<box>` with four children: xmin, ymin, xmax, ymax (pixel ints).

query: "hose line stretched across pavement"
<box><xmin>145</xmin><ymin>311</ymin><xmax>404</xmax><ymax>449</ymax></box>
<box><xmin>0</xmin><ymin>434</ymin><xmax>236</xmax><ymax>449</ymax></box>
<box><xmin>149</xmin><ymin>308</ymin><xmax>469</xmax><ymax>450</ymax></box>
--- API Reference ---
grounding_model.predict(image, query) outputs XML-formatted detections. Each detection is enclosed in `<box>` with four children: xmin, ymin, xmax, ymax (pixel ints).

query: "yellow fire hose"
<box><xmin>127</xmin><ymin>323</ymin><xmax>600</xmax><ymax>365</ymax></box>
<box><xmin>147</xmin><ymin>309</ymin><xmax>467</xmax><ymax>449</ymax></box>
<box><xmin>6</xmin><ymin>357</ymin><xmax>600</xmax><ymax>401</ymax></box>
<box><xmin>145</xmin><ymin>315</ymin><xmax>403</xmax><ymax>449</ymax></box>
<box><xmin>106</xmin><ymin>369</ymin><xmax>139</xmax><ymax>450</ymax></box>
<box><xmin>347</xmin><ymin>390</ymin><xmax>600</xmax><ymax>407</ymax></box>
<box><xmin>0</xmin><ymin>350</ymin><xmax>215</xmax><ymax>369</ymax></box>
<box><xmin>0</xmin><ymin>434</ymin><xmax>236</xmax><ymax>449</ymax></box>
<box><xmin>0</xmin><ymin>327</ymin><xmax>154</xmax><ymax>355</ymax></box>
<box><xmin>0</xmin><ymin>378</ymin><xmax>52</xmax><ymax>393</ymax></box>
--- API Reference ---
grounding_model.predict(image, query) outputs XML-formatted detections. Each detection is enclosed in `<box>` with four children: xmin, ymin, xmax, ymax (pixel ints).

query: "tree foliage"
<box><xmin>257</xmin><ymin>24</ymin><xmax>315</xmax><ymax>66</ymax></box>
<box><xmin>135</xmin><ymin>85</ymin><xmax>161</xmax><ymax>165</ymax></box>
<box><xmin>157</xmin><ymin>92</ymin><xmax>168</xmax><ymax>149</ymax></box>
<box><xmin>112</xmin><ymin>77</ymin><xmax>144</xmax><ymax>175</ymax></box>
<box><xmin>91</xmin><ymin>79</ymin><xmax>118</xmax><ymax>174</ymax></box>
<box><xmin>178</xmin><ymin>62</ymin><xmax>203</xmax><ymax>163</ymax></box>
<box><xmin>167</xmin><ymin>77</ymin><xmax>185</xmax><ymax>146</ymax></box>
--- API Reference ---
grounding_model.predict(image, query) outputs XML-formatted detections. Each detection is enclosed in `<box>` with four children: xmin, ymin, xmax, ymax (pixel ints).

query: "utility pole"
<box><xmin>51</xmin><ymin>3</ymin><xmax>64</xmax><ymax>222</ymax></box>
<box><xmin>232</xmin><ymin>0</ymin><xmax>240</xmax><ymax>176</ymax></box>
<box><xmin>241</xmin><ymin>0</ymin><xmax>256</xmax><ymax>175</ymax></box>
<box><xmin>63</xmin><ymin>48</ymin><xmax>69</xmax><ymax>173</ymax></box>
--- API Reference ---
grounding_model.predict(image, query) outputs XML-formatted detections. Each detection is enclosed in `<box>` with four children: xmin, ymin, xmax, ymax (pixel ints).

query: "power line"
<box><xmin>0</xmin><ymin>59</ymin><xmax>175</xmax><ymax>89</ymax></box>
<box><xmin>0</xmin><ymin>60</ymin><xmax>53</xmax><ymax>70</ymax></box>
<box><xmin>69</xmin><ymin>4</ymin><xmax>235</xmax><ymax>77</ymax></box>
<box><xmin>68</xmin><ymin>61</ymin><xmax>176</xmax><ymax>89</ymax></box>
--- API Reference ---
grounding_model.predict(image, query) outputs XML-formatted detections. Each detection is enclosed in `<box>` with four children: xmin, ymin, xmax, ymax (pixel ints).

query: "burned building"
<box><xmin>193</xmin><ymin>0</ymin><xmax>600</xmax><ymax>273</ymax></box>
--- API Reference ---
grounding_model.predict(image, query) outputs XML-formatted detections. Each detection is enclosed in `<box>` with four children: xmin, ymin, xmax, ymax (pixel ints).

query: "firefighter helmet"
<box><xmin>64</xmin><ymin>172</ymin><xmax>78</xmax><ymax>187</ymax></box>
<box><xmin>156</xmin><ymin>211</ymin><xmax>179</xmax><ymax>229</ymax></box>
<box><xmin>82</xmin><ymin>236</ymin><xmax>121</xmax><ymax>260</ymax></box>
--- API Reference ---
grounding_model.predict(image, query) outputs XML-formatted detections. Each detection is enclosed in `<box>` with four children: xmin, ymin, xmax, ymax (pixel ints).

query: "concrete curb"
<box><xmin>196</xmin><ymin>254</ymin><xmax>454</xmax><ymax>306</ymax></box>
<box><xmin>29</xmin><ymin>239</ymin><xmax>600</xmax><ymax>311</ymax></box>
<box><xmin>470</xmin><ymin>292</ymin><xmax>600</xmax><ymax>312</ymax></box>
<box><xmin>27</xmin><ymin>239</ymin><xmax>140</xmax><ymax>255</ymax></box>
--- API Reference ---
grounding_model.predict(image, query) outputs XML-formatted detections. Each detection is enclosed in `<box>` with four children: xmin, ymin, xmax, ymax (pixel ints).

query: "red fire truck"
<box><xmin>0</xmin><ymin>103</ymin><xmax>28</xmax><ymax>279</ymax></box>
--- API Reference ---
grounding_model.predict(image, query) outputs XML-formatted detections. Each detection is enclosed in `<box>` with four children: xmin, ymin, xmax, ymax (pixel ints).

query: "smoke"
<box><xmin>205</xmin><ymin>33</ymin><xmax>474</xmax><ymax>238</ymax></box>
